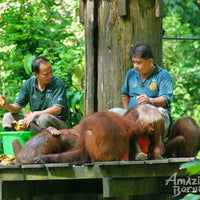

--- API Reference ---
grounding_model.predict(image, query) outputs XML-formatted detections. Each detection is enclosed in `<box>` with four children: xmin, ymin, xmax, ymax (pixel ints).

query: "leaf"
<box><xmin>181</xmin><ymin>193</ymin><xmax>200</xmax><ymax>200</ymax></box>
<box><xmin>23</xmin><ymin>54</ymin><xmax>36</xmax><ymax>76</ymax></box>
<box><xmin>196</xmin><ymin>151</ymin><xmax>200</xmax><ymax>159</ymax></box>
<box><xmin>180</xmin><ymin>160</ymin><xmax>200</xmax><ymax>175</ymax></box>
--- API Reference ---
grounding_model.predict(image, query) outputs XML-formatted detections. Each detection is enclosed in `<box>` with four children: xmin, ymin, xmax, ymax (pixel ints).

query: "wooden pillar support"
<box><xmin>84</xmin><ymin>0</ymin><xmax>98</xmax><ymax>115</ymax></box>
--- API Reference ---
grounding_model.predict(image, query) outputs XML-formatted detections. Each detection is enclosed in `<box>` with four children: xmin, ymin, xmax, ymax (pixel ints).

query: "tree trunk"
<box><xmin>82</xmin><ymin>0</ymin><xmax>164</xmax><ymax>115</ymax></box>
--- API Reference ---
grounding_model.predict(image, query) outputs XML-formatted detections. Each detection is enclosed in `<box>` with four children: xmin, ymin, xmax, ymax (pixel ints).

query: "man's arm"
<box><xmin>0</xmin><ymin>95</ymin><xmax>22</xmax><ymax>114</ymax></box>
<box><xmin>137</xmin><ymin>95</ymin><xmax>167</xmax><ymax>108</ymax></box>
<box><xmin>148</xmin><ymin>96</ymin><xmax>167</xmax><ymax>107</ymax></box>
<box><xmin>121</xmin><ymin>95</ymin><xmax>130</xmax><ymax>109</ymax></box>
<box><xmin>23</xmin><ymin>105</ymin><xmax>62</xmax><ymax>127</ymax></box>
<box><xmin>33</xmin><ymin>105</ymin><xmax>62</xmax><ymax>117</ymax></box>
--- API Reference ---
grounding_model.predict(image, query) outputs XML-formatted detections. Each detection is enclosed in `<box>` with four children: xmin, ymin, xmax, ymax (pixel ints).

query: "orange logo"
<box><xmin>132</xmin><ymin>83</ymin><xmax>137</xmax><ymax>88</ymax></box>
<box><xmin>149</xmin><ymin>83</ymin><xmax>156</xmax><ymax>91</ymax></box>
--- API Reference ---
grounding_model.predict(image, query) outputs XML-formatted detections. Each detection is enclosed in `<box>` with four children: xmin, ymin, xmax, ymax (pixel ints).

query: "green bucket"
<box><xmin>0</xmin><ymin>131</ymin><xmax>35</xmax><ymax>156</ymax></box>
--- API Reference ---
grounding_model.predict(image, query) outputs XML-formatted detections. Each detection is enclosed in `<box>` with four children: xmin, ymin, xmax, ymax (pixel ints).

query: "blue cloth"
<box><xmin>121</xmin><ymin>63</ymin><xmax>173</xmax><ymax>114</ymax></box>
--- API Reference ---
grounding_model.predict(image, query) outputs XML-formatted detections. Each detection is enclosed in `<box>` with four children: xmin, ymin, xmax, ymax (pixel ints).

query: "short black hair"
<box><xmin>31</xmin><ymin>57</ymin><xmax>51</xmax><ymax>73</ymax></box>
<box><xmin>129</xmin><ymin>42</ymin><xmax>154</xmax><ymax>60</ymax></box>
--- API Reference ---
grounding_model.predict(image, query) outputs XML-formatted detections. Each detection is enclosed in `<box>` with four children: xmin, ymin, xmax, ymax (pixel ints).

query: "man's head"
<box><xmin>32</xmin><ymin>57</ymin><xmax>51</xmax><ymax>73</ymax></box>
<box><xmin>129</xmin><ymin>42</ymin><xmax>154</xmax><ymax>76</ymax></box>
<box><xmin>129</xmin><ymin>42</ymin><xmax>154</xmax><ymax>60</ymax></box>
<box><xmin>32</xmin><ymin>57</ymin><xmax>53</xmax><ymax>86</ymax></box>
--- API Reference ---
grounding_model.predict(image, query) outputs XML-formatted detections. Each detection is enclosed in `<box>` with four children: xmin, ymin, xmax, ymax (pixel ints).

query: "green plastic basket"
<box><xmin>0</xmin><ymin>131</ymin><xmax>35</xmax><ymax>156</ymax></box>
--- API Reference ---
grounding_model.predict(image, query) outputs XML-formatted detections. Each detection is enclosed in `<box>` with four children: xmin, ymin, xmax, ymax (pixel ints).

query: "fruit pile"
<box><xmin>0</xmin><ymin>154</ymin><xmax>15</xmax><ymax>165</ymax></box>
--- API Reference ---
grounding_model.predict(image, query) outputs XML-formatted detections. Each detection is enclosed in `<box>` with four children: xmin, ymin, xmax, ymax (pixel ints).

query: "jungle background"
<box><xmin>0</xmin><ymin>0</ymin><xmax>200</xmax><ymax>142</ymax></box>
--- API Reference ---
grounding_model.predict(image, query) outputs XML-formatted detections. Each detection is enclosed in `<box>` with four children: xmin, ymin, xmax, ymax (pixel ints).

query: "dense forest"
<box><xmin>0</xmin><ymin>0</ymin><xmax>200</xmax><ymax>126</ymax></box>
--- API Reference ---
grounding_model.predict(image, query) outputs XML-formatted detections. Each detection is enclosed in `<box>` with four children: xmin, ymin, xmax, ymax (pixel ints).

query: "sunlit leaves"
<box><xmin>0</xmin><ymin>0</ymin><xmax>85</xmax><ymax>129</ymax></box>
<box><xmin>163</xmin><ymin>1</ymin><xmax>200</xmax><ymax>123</ymax></box>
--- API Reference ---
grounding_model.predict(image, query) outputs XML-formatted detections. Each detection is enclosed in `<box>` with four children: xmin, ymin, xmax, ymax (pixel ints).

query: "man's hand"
<box><xmin>0</xmin><ymin>94</ymin><xmax>5</xmax><ymax>107</ymax></box>
<box><xmin>137</xmin><ymin>94</ymin><xmax>151</xmax><ymax>104</ymax></box>
<box><xmin>23</xmin><ymin>112</ymin><xmax>37</xmax><ymax>127</ymax></box>
<box><xmin>12</xmin><ymin>120</ymin><xmax>28</xmax><ymax>131</ymax></box>
<box><xmin>0</xmin><ymin>95</ymin><xmax>22</xmax><ymax>113</ymax></box>
<box><xmin>0</xmin><ymin>94</ymin><xmax>8</xmax><ymax>109</ymax></box>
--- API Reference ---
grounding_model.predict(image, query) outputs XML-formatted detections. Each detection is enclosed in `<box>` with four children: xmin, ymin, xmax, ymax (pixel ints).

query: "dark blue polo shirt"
<box><xmin>15</xmin><ymin>76</ymin><xmax>68</xmax><ymax>121</ymax></box>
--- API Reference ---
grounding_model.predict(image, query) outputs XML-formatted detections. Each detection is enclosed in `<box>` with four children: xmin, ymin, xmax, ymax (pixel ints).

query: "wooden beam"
<box><xmin>103</xmin><ymin>177</ymin><xmax>159</xmax><ymax>197</ymax></box>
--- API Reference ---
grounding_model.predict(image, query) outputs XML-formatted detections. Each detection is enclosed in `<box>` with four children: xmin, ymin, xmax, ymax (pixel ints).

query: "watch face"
<box><xmin>149</xmin><ymin>98</ymin><xmax>153</xmax><ymax>104</ymax></box>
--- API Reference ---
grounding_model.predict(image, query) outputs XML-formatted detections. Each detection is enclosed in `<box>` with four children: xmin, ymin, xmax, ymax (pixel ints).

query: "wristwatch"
<box><xmin>149</xmin><ymin>98</ymin><xmax>154</xmax><ymax>105</ymax></box>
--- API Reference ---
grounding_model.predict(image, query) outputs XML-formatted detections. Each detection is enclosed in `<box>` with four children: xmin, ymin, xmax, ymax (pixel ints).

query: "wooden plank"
<box><xmin>0</xmin><ymin>159</ymin><xmax>196</xmax><ymax>199</ymax></box>
<box><xmin>0</xmin><ymin>159</ymin><xmax>192</xmax><ymax>181</ymax></box>
<box><xmin>46</xmin><ymin>165</ymin><xmax>102</xmax><ymax>180</ymax></box>
<box><xmin>0</xmin><ymin>165</ymin><xmax>24</xmax><ymax>181</ymax></box>
<box><xmin>1</xmin><ymin>179</ymin><xmax>103</xmax><ymax>199</ymax></box>
<box><xmin>117</xmin><ymin>0</ymin><xmax>127</xmax><ymax>16</ymax></box>
<box><xmin>98</xmin><ymin>161</ymin><xmax>186</xmax><ymax>178</ymax></box>
<box><xmin>169</xmin><ymin>157</ymin><xmax>195</xmax><ymax>163</ymax></box>
<box><xmin>103</xmin><ymin>177</ymin><xmax>159</xmax><ymax>197</ymax></box>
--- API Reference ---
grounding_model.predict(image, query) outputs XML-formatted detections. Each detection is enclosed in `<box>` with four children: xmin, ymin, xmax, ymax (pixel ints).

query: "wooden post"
<box><xmin>79</xmin><ymin>0</ymin><xmax>85</xmax><ymax>24</ymax></box>
<box><xmin>83</xmin><ymin>0</ymin><xmax>98</xmax><ymax>115</ymax></box>
<box><xmin>83</xmin><ymin>0</ymin><xmax>164</xmax><ymax>114</ymax></box>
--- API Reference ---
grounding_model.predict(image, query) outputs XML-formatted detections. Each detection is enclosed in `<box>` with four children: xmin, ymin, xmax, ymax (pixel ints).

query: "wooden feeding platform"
<box><xmin>0</xmin><ymin>157</ymin><xmax>196</xmax><ymax>200</ymax></box>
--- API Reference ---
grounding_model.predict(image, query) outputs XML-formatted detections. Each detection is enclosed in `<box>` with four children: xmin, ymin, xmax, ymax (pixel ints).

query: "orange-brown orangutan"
<box><xmin>12</xmin><ymin>126</ymin><xmax>80</xmax><ymax>164</ymax></box>
<box><xmin>34</xmin><ymin>111</ymin><xmax>141</xmax><ymax>164</ymax></box>
<box><xmin>124</xmin><ymin>104</ymin><xmax>166</xmax><ymax>160</ymax></box>
<box><xmin>164</xmin><ymin>117</ymin><xmax>200</xmax><ymax>158</ymax></box>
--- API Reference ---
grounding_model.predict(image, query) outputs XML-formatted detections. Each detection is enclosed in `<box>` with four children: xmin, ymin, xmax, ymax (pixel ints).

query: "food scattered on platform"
<box><xmin>0</xmin><ymin>154</ymin><xmax>15</xmax><ymax>165</ymax></box>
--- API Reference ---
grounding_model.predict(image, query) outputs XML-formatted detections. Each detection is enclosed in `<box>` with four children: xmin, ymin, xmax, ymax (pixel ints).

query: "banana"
<box><xmin>11</xmin><ymin>119</ymin><xmax>29</xmax><ymax>131</ymax></box>
<box><xmin>0</xmin><ymin>94</ymin><xmax>5</xmax><ymax>106</ymax></box>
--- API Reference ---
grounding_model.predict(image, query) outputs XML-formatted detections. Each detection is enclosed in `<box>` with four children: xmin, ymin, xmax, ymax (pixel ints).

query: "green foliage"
<box><xmin>180</xmin><ymin>159</ymin><xmax>200</xmax><ymax>175</ymax></box>
<box><xmin>163</xmin><ymin>0</ymin><xmax>200</xmax><ymax>124</ymax></box>
<box><xmin>0</xmin><ymin>0</ymin><xmax>85</xmax><ymax>129</ymax></box>
<box><xmin>162</xmin><ymin>3</ymin><xmax>200</xmax><ymax>198</ymax></box>
<box><xmin>179</xmin><ymin>151</ymin><xmax>200</xmax><ymax>199</ymax></box>
<box><xmin>23</xmin><ymin>54</ymin><xmax>35</xmax><ymax>75</ymax></box>
<box><xmin>180</xmin><ymin>151</ymin><xmax>200</xmax><ymax>175</ymax></box>
<box><xmin>181</xmin><ymin>194</ymin><xmax>200</xmax><ymax>200</ymax></box>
